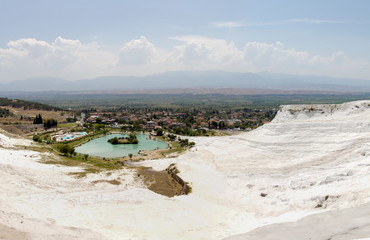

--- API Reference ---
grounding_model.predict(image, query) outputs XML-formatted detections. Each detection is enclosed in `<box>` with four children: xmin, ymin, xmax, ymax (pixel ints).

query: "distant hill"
<box><xmin>0</xmin><ymin>97</ymin><xmax>61</xmax><ymax>111</ymax></box>
<box><xmin>1</xmin><ymin>71</ymin><xmax>370</xmax><ymax>92</ymax></box>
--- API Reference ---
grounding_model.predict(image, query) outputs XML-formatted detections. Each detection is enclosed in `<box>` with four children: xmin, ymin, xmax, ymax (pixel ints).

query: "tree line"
<box><xmin>33</xmin><ymin>114</ymin><xmax>58</xmax><ymax>129</ymax></box>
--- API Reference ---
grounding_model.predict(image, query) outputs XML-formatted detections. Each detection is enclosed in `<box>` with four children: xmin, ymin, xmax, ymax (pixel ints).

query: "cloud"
<box><xmin>309</xmin><ymin>51</ymin><xmax>345</xmax><ymax>65</ymax></box>
<box><xmin>208</xmin><ymin>19</ymin><xmax>356</xmax><ymax>28</ymax></box>
<box><xmin>118</xmin><ymin>36</ymin><xmax>155</xmax><ymax>65</ymax></box>
<box><xmin>209</xmin><ymin>21</ymin><xmax>244</xmax><ymax>29</ymax></box>
<box><xmin>168</xmin><ymin>35</ymin><xmax>244</xmax><ymax>68</ymax></box>
<box><xmin>0</xmin><ymin>35</ymin><xmax>369</xmax><ymax>81</ymax></box>
<box><xmin>0</xmin><ymin>37</ymin><xmax>116</xmax><ymax>81</ymax></box>
<box><xmin>243</xmin><ymin>41</ymin><xmax>309</xmax><ymax>68</ymax></box>
<box><xmin>241</xmin><ymin>41</ymin><xmax>367</xmax><ymax>79</ymax></box>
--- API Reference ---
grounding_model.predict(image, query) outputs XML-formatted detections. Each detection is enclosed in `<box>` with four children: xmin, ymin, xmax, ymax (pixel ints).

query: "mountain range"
<box><xmin>1</xmin><ymin>71</ymin><xmax>370</xmax><ymax>92</ymax></box>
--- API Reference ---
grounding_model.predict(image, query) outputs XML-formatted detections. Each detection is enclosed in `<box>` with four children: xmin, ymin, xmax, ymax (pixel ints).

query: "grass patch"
<box><xmin>57</xmin><ymin>123</ymin><xmax>78</xmax><ymax>128</ymax></box>
<box><xmin>163</xmin><ymin>148</ymin><xmax>184</xmax><ymax>156</ymax></box>
<box><xmin>41</xmin><ymin>145</ymin><xmax>123</xmax><ymax>177</ymax></box>
<box><xmin>162</xmin><ymin>141</ymin><xmax>185</xmax><ymax>157</ymax></box>
<box><xmin>69</xmin><ymin>168</ymin><xmax>102</xmax><ymax>178</ymax></box>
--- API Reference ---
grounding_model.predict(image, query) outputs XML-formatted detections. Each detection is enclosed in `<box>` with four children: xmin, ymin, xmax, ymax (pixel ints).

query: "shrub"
<box><xmin>32</xmin><ymin>134</ymin><xmax>40</xmax><ymax>142</ymax></box>
<box><xmin>156</xmin><ymin>128</ymin><xmax>163</xmax><ymax>136</ymax></box>
<box><xmin>57</xmin><ymin>144</ymin><xmax>75</xmax><ymax>157</ymax></box>
<box><xmin>168</xmin><ymin>134</ymin><xmax>177</xmax><ymax>141</ymax></box>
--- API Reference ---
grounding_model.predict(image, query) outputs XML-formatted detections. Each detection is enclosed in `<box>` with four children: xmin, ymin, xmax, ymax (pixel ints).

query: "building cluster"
<box><xmin>84</xmin><ymin>108</ymin><xmax>275</xmax><ymax>132</ymax></box>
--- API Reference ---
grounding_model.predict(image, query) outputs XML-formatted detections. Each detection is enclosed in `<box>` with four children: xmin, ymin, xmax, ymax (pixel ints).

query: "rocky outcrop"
<box><xmin>138</xmin><ymin>164</ymin><xmax>191</xmax><ymax>197</ymax></box>
<box><xmin>166</xmin><ymin>164</ymin><xmax>191</xmax><ymax>195</ymax></box>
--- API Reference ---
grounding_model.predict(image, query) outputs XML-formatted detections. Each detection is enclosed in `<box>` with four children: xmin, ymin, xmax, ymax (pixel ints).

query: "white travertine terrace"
<box><xmin>1</xmin><ymin>100</ymin><xmax>370</xmax><ymax>239</ymax></box>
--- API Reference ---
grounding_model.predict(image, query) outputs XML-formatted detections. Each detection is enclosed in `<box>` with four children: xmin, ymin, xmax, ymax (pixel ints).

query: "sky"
<box><xmin>0</xmin><ymin>0</ymin><xmax>370</xmax><ymax>82</ymax></box>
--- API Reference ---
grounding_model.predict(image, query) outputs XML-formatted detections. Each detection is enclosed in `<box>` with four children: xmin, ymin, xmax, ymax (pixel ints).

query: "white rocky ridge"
<box><xmin>0</xmin><ymin>101</ymin><xmax>370</xmax><ymax>239</ymax></box>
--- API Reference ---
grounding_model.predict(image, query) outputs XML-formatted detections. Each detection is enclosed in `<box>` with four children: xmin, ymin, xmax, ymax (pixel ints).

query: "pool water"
<box><xmin>75</xmin><ymin>134</ymin><xmax>168</xmax><ymax>158</ymax></box>
<box><xmin>57</xmin><ymin>132</ymin><xmax>87</xmax><ymax>141</ymax></box>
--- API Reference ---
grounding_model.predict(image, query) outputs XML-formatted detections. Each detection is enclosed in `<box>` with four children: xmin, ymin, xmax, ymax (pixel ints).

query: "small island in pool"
<box><xmin>108</xmin><ymin>133</ymin><xmax>138</xmax><ymax>144</ymax></box>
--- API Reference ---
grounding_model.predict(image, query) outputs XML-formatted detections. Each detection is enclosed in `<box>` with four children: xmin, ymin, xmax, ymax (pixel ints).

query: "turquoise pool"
<box><xmin>57</xmin><ymin>132</ymin><xmax>87</xmax><ymax>141</ymax></box>
<box><xmin>75</xmin><ymin>133</ymin><xmax>168</xmax><ymax>158</ymax></box>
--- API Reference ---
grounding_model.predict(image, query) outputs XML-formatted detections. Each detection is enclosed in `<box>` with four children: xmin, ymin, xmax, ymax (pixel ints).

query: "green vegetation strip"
<box><xmin>57</xmin><ymin>123</ymin><xmax>78</xmax><ymax>128</ymax></box>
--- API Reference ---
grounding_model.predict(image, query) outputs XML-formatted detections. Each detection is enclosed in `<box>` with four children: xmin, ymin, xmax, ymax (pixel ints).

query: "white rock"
<box><xmin>0</xmin><ymin>100</ymin><xmax>370</xmax><ymax>239</ymax></box>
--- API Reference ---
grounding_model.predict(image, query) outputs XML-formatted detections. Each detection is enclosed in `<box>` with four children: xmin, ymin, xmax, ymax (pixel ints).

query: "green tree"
<box><xmin>108</xmin><ymin>137</ymin><xmax>119</xmax><ymax>144</ymax></box>
<box><xmin>218</xmin><ymin>121</ymin><xmax>226</xmax><ymax>129</ymax></box>
<box><xmin>33</xmin><ymin>114</ymin><xmax>43</xmax><ymax>124</ymax></box>
<box><xmin>156</xmin><ymin>128</ymin><xmax>163</xmax><ymax>136</ymax></box>
<box><xmin>128</xmin><ymin>153</ymin><xmax>133</xmax><ymax>159</ymax></box>
<box><xmin>94</xmin><ymin>124</ymin><xmax>105</xmax><ymax>131</ymax></box>
<box><xmin>57</xmin><ymin>144</ymin><xmax>75</xmax><ymax>157</ymax></box>
<box><xmin>168</xmin><ymin>134</ymin><xmax>177</xmax><ymax>141</ymax></box>
<box><xmin>44</xmin><ymin>118</ymin><xmax>57</xmax><ymax>129</ymax></box>
<box><xmin>66</xmin><ymin>117</ymin><xmax>77</xmax><ymax>123</ymax></box>
<box><xmin>32</xmin><ymin>134</ymin><xmax>41</xmax><ymax>142</ymax></box>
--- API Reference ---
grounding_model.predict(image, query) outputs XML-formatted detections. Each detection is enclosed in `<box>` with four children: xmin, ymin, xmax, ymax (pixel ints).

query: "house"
<box><xmin>144</xmin><ymin>121</ymin><xmax>155</xmax><ymax>130</ymax></box>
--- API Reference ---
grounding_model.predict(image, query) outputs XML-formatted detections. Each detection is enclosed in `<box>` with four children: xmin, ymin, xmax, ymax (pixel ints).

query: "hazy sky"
<box><xmin>0</xmin><ymin>0</ymin><xmax>370</xmax><ymax>82</ymax></box>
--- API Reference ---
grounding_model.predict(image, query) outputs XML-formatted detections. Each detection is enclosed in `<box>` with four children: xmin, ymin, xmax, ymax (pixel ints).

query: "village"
<box><xmin>0</xmin><ymin>97</ymin><xmax>276</xmax><ymax>139</ymax></box>
<box><xmin>84</xmin><ymin>107</ymin><xmax>277</xmax><ymax>135</ymax></box>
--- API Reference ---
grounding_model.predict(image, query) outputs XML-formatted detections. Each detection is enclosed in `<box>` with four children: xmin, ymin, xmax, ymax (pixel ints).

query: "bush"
<box><xmin>178</xmin><ymin>138</ymin><xmax>189</xmax><ymax>147</ymax></box>
<box><xmin>156</xmin><ymin>128</ymin><xmax>163</xmax><ymax>136</ymax></box>
<box><xmin>168</xmin><ymin>134</ymin><xmax>177</xmax><ymax>141</ymax></box>
<box><xmin>177</xmin><ymin>138</ymin><xmax>195</xmax><ymax>147</ymax></box>
<box><xmin>32</xmin><ymin>134</ymin><xmax>41</xmax><ymax>142</ymax></box>
<box><xmin>0</xmin><ymin>107</ymin><xmax>12</xmax><ymax>117</ymax></box>
<box><xmin>57</xmin><ymin>144</ymin><xmax>75</xmax><ymax>156</ymax></box>
<box><xmin>108</xmin><ymin>137</ymin><xmax>119</xmax><ymax>144</ymax></box>
<box><xmin>66</xmin><ymin>117</ymin><xmax>77</xmax><ymax>123</ymax></box>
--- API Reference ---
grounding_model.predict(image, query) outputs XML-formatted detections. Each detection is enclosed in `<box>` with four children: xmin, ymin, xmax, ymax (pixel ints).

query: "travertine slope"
<box><xmin>0</xmin><ymin>101</ymin><xmax>370</xmax><ymax>240</ymax></box>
